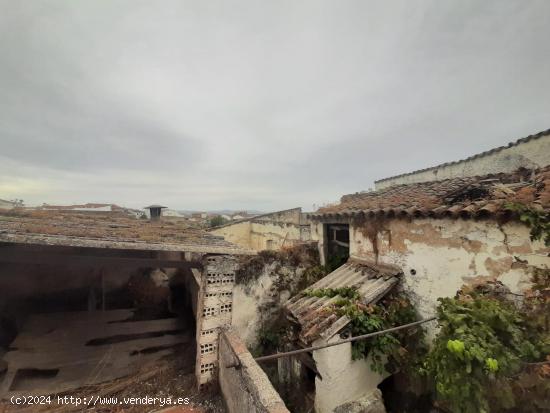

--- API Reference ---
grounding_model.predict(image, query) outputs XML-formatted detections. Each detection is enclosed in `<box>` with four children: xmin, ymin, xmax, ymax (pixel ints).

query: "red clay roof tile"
<box><xmin>311</xmin><ymin>166</ymin><xmax>549</xmax><ymax>220</ymax></box>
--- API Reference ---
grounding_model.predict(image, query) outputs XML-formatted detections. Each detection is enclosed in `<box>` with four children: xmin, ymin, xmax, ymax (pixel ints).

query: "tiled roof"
<box><xmin>285</xmin><ymin>259</ymin><xmax>401</xmax><ymax>345</ymax></box>
<box><xmin>0</xmin><ymin>210</ymin><xmax>254</xmax><ymax>255</ymax></box>
<box><xmin>375</xmin><ymin>128</ymin><xmax>550</xmax><ymax>185</ymax></box>
<box><xmin>310</xmin><ymin>166</ymin><xmax>550</xmax><ymax>220</ymax></box>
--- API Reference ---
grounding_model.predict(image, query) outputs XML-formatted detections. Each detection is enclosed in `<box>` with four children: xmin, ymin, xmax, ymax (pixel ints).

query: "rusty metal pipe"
<box><xmin>254</xmin><ymin>316</ymin><xmax>437</xmax><ymax>363</ymax></box>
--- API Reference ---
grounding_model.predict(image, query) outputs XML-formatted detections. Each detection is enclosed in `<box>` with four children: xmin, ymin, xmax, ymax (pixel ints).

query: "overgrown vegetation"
<box><xmin>506</xmin><ymin>202</ymin><xmax>550</xmax><ymax>246</ymax></box>
<box><xmin>208</xmin><ymin>214</ymin><xmax>228</xmax><ymax>227</ymax></box>
<box><xmin>305</xmin><ymin>271</ymin><xmax>550</xmax><ymax>413</ymax></box>
<box><xmin>239</xmin><ymin>244</ymin><xmax>329</xmax><ymax>359</ymax></box>
<box><xmin>417</xmin><ymin>203</ymin><xmax>550</xmax><ymax>412</ymax></box>
<box><xmin>304</xmin><ymin>286</ymin><xmax>427</xmax><ymax>375</ymax></box>
<box><xmin>422</xmin><ymin>276</ymin><xmax>550</xmax><ymax>413</ymax></box>
<box><xmin>235</xmin><ymin>244</ymin><xmax>325</xmax><ymax>285</ymax></box>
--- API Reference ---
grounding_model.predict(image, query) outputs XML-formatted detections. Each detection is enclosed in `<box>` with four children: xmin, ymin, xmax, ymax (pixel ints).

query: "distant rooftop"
<box><xmin>143</xmin><ymin>204</ymin><xmax>168</xmax><ymax>209</ymax></box>
<box><xmin>0</xmin><ymin>210</ymin><xmax>254</xmax><ymax>255</ymax></box>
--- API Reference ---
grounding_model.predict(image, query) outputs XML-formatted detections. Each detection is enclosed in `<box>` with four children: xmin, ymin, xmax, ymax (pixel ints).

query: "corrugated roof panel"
<box><xmin>285</xmin><ymin>260</ymin><xmax>402</xmax><ymax>344</ymax></box>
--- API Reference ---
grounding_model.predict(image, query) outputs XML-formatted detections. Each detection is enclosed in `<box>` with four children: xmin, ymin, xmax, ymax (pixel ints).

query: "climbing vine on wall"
<box><xmin>506</xmin><ymin>202</ymin><xmax>550</xmax><ymax>246</ymax></box>
<box><xmin>423</xmin><ymin>277</ymin><xmax>550</xmax><ymax>413</ymax></box>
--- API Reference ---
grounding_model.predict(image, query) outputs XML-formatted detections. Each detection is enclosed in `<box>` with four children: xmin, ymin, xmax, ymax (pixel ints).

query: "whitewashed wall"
<box><xmin>375</xmin><ymin>133</ymin><xmax>550</xmax><ymax>189</ymax></box>
<box><xmin>349</xmin><ymin>218</ymin><xmax>549</xmax><ymax>320</ymax></box>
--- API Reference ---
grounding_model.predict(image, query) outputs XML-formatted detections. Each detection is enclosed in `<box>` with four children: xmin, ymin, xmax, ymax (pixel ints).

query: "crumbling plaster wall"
<box><xmin>375</xmin><ymin>133</ymin><xmax>550</xmax><ymax>189</ymax></box>
<box><xmin>232</xmin><ymin>263</ymin><xmax>285</xmax><ymax>347</ymax></box>
<box><xmin>349</xmin><ymin>217</ymin><xmax>549</xmax><ymax>320</ymax></box>
<box><xmin>210</xmin><ymin>221</ymin><xmax>252</xmax><ymax>249</ymax></box>
<box><xmin>232</xmin><ymin>260</ymin><xmax>309</xmax><ymax>348</ymax></box>
<box><xmin>249</xmin><ymin>221</ymin><xmax>303</xmax><ymax>251</ymax></box>
<box><xmin>313</xmin><ymin>336</ymin><xmax>388</xmax><ymax>413</ymax></box>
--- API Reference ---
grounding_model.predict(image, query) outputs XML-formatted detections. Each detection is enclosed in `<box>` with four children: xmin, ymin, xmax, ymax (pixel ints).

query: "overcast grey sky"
<box><xmin>1</xmin><ymin>1</ymin><xmax>549</xmax><ymax>211</ymax></box>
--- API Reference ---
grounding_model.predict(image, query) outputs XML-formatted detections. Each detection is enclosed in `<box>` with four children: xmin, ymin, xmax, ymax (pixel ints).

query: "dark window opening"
<box><xmin>378</xmin><ymin>373</ymin><xmax>433</xmax><ymax>413</ymax></box>
<box><xmin>326</xmin><ymin>224</ymin><xmax>350</xmax><ymax>271</ymax></box>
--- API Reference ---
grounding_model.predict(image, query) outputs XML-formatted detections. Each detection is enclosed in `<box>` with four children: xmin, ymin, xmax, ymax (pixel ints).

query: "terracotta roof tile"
<box><xmin>285</xmin><ymin>259</ymin><xmax>401</xmax><ymax>345</ymax></box>
<box><xmin>0</xmin><ymin>210</ymin><xmax>254</xmax><ymax>255</ymax></box>
<box><xmin>311</xmin><ymin>166</ymin><xmax>550</xmax><ymax>220</ymax></box>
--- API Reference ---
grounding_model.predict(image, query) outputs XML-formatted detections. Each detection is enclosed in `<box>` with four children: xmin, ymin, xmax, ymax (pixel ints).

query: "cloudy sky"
<box><xmin>1</xmin><ymin>1</ymin><xmax>549</xmax><ymax>211</ymax></box>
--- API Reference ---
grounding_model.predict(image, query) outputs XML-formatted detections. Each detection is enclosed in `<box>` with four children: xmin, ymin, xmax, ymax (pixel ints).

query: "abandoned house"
<box><xmin>285</xmin><ymin>165</ymin><xmax>549</xmax><ymax>412</ymax></box>
<box><xmin>0</xmin><ymin>209</ymin><xmax>291</xmax><ymax>412</ymax></box>
<box><xmin>209</xmin><ymin>207</ymin><xmax>312</xmax><ymax>251</ymax></box>
<box><xmin>273</xmin><ymin>130</ymin><xmax>550</xmax><ymax>413</ymax></box>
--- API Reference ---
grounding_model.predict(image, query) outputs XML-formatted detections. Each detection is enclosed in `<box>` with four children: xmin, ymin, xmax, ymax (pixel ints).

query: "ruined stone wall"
<box><xmin>349</xmin><ymin>218</ymin><xmax>549</xmax><ymax>320</ymax></box>
<box><xmin>210</xmin><ymin>208</ymin><xmax>311</xmax><ymax>252</ymax></box>
<box><xmin>218</xmin><ymin>329</ymin><xmax>289</xmax><ymax>413</ymax></box>
<box><xmin>231</xmin><ymin>261</ymin><xmax>292</xmax><ymax>347</ymax></box>
<box><xmin>249</xmin><ymin>221</ymin><xmax>304</xmax><ymax>251</ymax></box>
<box><xmin>375</xmin><ymin>132</ymin><xmax>550</xmax><ymax>189</ymax></box>
<box><xmin>232</xmin><ymin>246</ymin><xmax>322</xmax><ymax>348</ymax></box>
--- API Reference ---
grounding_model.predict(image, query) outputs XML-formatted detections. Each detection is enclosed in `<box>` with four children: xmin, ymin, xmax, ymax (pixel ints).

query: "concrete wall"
<box><xmin>210</xmin><ymin>208</ymin><xmax>311</xmax><ymax>252</ymax></box>
<box><xmin>313</xmin><ymin>336</ymin><xmax>388</xmax><ymax>413</ymax></box>
<box><xmin>347</xmin><ymin>217</ymin><xmax>549</xmax><ymax>322</ymax></box>
<box><xmin>211</xmin><ymin>221</ymin><xmax>252</xmax><ymax>249</ymax></box>
<box><xmin>253</xmin><ymin>208</ymin><xmax>303</xmax><ymax>225</ymax></box>
<box><xmin>249</xmin><ymin>221</ymin><xmax>304</xmax><ymax>251</ymax></box>
<box><xmin>375</xmin><ymin>132</ymin><xmax>550</xmax><ymax>189</ymax></box>
<box><xmin>219</xmin><ymin>329</ymin><xmax>289</xmax><ymax>413</ymax></box>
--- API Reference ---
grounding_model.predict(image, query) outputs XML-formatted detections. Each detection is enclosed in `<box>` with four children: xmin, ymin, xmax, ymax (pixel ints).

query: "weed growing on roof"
<box><xmin>235</xmin><ymin>244</ymin><xmax>321</xmax><ymax>285</ymax></box>
<box><xmin>304</xmin><ymin>286</ymin><xmax>360</xmax><ymax>300</ymax></box>
<box><xmin>304</xmin><ymin>287</ymin><xmax>427</xmax><ymax>375</ymax></box>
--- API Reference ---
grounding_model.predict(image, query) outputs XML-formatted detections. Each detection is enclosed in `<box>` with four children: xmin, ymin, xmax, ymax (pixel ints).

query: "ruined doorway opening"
<box><xmin>325</xmin><ymin>223</ymin><xmax>349</xmax><ymax>270</ymax></box>
<box><xmin>378</xmin><ymin>372</ymin><xmax>432</xmax><ymax>413</ymax></box>
<box><xmin>277</xmin><ymin>353</ymin><xmax>317</xmax><ymax>413</ymax></box>
<box><xmin>0</xmin><ymin>243</ymin><xmax>200</xmax><ymax>398</ymax></box>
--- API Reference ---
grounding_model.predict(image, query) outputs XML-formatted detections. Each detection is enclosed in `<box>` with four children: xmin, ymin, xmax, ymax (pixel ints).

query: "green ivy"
<box><xmin>304</xmin><ymin>287</ymin><xmax>426</xmax><ymax>375</ymax></box>
<box><xmin>506</xmin><ymin>203</ymin><xmax>550</xmax><ymax>246</ymax></box>
<box><xmin>423</xmin><ymin>290</ymin><xmax>546</xmax><ymax>413</ymax></box>
<box><xmin>304</xmin><ymin>286</ymin><xmax>360</xmax><ymax>300</ymax></box>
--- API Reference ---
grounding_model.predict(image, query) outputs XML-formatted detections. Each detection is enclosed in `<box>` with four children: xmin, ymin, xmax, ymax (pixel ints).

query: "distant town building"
<box><xmin>209</xmin><ymin>207</ymin><xmax>311</xmax><ymax>251</ymax></box>
<box><xmin>0</xmin><ymin>199</ymin><xmax>19</xmax><ymax>210</ymax></box>
<box><xmin>162</xmin><ymin>209</ymin><xmax>185</xmax><ymax>217</ymax></box>
<box><xmin>36</xmin><ymin>203</ymin><xmax>143</xmax><ymax>218</ymax></box>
